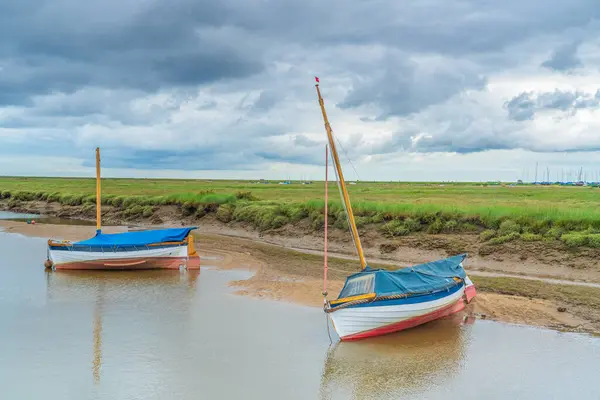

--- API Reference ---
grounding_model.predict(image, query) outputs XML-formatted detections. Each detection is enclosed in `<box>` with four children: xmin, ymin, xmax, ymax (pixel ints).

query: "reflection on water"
<box><xmin>1</xmin><ymin>231</ymin><xmax>600</xmax><ymax>399</ymax></box>
<box><xmin>320</xmin><ymin>317</ymin><xmax>468</xmax><ymax>399</ymax></box>
<box><xmin>93</xmin><ymin>282</ymin><xmax>104</xmax><ymax>384</ymax></box>
<box><xmin>0</xmin><ymin>210</ymin><xmax>98</xmax><ymax>225</ymax></box>
<box><xmin>45</xmin><ymin>269</ymin><xmax>200</xmax><ymax>385</ymax></box>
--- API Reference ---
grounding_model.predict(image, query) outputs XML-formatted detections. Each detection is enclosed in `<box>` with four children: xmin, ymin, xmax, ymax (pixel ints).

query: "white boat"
<box><xmin>315</xmin><ymin>78</ymin><xmax>476</xmax><ymax>341</ymax></box>
<box><xmin>47</xmin><ymin>227</ymin><xmax>200</xmax><ymax>270</ymax></box>
<box><xmin>326</xmin><ymin>255</ymin><xmax>475</xmax><ymax>340</ymax></box>
<box><xmin>45</xmin><ymin>148</ymin><xmax>200</xmax><ymax>271</ymax></box>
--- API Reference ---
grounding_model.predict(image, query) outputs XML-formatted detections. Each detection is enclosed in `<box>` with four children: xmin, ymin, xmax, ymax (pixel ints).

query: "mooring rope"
<box><xmin>325</xmin><ymin>311</ymin><xmax>332</xmax><ymax>344</ymax></box>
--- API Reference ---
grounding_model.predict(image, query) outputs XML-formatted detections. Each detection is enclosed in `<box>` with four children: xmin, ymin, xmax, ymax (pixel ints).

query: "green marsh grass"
<box><xmin>2</xmin><ymin>177</ymin><xmax>600</xmax><ymax>247</ymax></box>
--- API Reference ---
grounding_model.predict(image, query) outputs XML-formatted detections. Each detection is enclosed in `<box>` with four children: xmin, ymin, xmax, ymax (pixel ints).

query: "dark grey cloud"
<box><xmin>541</xmin><ymin>41</ymin><xmax>583</xmax><ymax>71</ymax></box>
<box><xmin>83</xmin><ymin>148</ymin><xmax>264</xmax><ymax>170</ymax></box>
<box><xmin>293</xmin><ymin>135</ymin><xmax>321</xmax><ymax>148</ymax></box>
<box><xmin>0</xmin><ymin>0</ymin><xmax>265</xmax><ymax>106</ymax></box>
<box><xmin>255</xmin><ymin>151</ymin><xmax>320</xmax><ymax>166</ymax></box>
<box><xmin>249</xmin><ymin>91</ymin><xmax>280</xmax><ymax>113</ymax></box>
<box><xmin>2</xmin><ymin>0</ymin><xmax>598</xmax><ymax>107</ymax></box>
<box><xmin>363</xmin><ymin>87</ymin><xmax>600</xmax><ymax>156</ymax></box>
<box><xmin>2</xmin><ymin>0</ymin><xmax>600</xmax><ymax>172</ymax></box>
<box><xmin>364</xmin><ymin>117</ymin><xmax>516</xmax><ymax>156</ymax></box>
<box><xmin>505</xmin><ymin>89</ymin><xmax>600</xmax><ymax>120</ymax></box>
<box><xmin>338</xmin><ymin>51</ymin><xmax>487</xmax><ymax>119</ymax></box>
<box><xmin>232</xmin><ymin>0</ymin><xmax>600</xmax><ymax>56</ymax></box>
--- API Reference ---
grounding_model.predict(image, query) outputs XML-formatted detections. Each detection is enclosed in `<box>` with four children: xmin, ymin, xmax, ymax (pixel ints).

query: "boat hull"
<box><xmin>49</xmin><ymin>244</ymin><xmax>200</xmax><ymax>270</ymax></box>
<box><xmin>329</xmin><ymin>284</ymin><xmax>467</xmax><ymax>341</ymax></box>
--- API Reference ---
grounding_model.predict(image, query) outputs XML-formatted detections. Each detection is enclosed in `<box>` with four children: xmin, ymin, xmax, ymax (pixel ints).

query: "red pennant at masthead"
<box><xmin>315</xmin><ymin>76</ymin><xmax>320</xmax><ymax>83</ymax></box>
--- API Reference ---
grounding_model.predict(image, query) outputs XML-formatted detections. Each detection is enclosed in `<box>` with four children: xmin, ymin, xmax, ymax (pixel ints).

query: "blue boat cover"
<box><xmin>337</xmin><ymin>254</ymin><xmax>467</xmax><ymax>299</ymax></box>
<box><xmin>75</xmin><ymin>227</ymin><xmax>197</xmax><ymax>247</ymax></box>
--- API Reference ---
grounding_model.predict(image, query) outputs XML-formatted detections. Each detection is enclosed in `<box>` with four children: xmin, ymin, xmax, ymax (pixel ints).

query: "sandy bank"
<box><xmin>3</xmin><ymin>220</ymin><xmax>597</xmax><ymax>335</ymax></box>
<box><xmin>3</xmin><ymin>199</ymin><xmax>600</xmax><ymax>286</ymax></box>
<box><xmin>0</xmin><ymin>220</ymin><xmax>127</xmax><ymax>240</ymax></box>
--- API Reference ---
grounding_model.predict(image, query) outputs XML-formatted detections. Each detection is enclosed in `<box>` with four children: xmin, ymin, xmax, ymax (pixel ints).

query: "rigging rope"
<box><xmin>334</xmin><ymin>134</ymin><xmax>361</xmax><ymax>182</ymax></box>
<box><xmin>329</xmin><ymin>145</ymin><xmax>359</xmax><ymax>258</ymax></box>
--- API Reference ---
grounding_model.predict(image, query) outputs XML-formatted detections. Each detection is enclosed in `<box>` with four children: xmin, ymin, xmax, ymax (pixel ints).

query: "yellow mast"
<box><xmin>315</xmin><ymin>81</ymin><xmax>367</xmax><ymax>270</ymax></box>
<box><xmin>96</xmin><ymin>147</ymin><xmax>101</xmax><ymax>233</ymax></box>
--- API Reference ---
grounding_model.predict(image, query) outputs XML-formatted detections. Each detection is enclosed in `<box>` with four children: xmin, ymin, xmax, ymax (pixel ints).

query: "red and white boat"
<box><xmin>315</xmin><ymin>78</ymin><xmax>476</xmax><ymax>341</ymax></box>
<box><xmin>325</xmin><ymin>255</ymin><xmax>476</xmax><ymax>341</ymax></box>
<box><xmin>45</xmin><ymin>148</ymin><xmax>200</xmax><ymax>271</ymax></box>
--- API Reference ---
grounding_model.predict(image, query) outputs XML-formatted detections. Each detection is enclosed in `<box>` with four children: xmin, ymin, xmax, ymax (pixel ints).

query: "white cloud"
<box><xmin>1</xmin><ymin>0</ymin><xmax>600</xmax><ymax>181</ymax></box>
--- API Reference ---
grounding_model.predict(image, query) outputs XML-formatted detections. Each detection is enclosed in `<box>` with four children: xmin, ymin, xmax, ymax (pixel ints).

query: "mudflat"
<box><xmin>2</xmin><ymin>219</ymin><xmax>598</xmax><ymax>335</ymax></box>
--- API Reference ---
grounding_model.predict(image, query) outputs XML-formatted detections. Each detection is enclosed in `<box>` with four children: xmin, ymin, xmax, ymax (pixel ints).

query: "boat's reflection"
<box><xmin>45</xmin><ymin>269</ymin><xmax>200</xmax><ymax>384</ymax></box>
<box><xmin>319</xmin><ymin>314</ymin><xmax>473</xmax><ymax>399</ymax></box>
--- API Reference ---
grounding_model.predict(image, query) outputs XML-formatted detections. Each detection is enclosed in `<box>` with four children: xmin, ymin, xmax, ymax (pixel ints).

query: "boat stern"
<box><xmin>186</xmin><ymin>233</ymin><xmax>200</xmax><ymax>269</ymax></box>
<box><xmin>464</xmin><ymin>276</ymin><xmax>477</xmax><ymax>303</ymax></box>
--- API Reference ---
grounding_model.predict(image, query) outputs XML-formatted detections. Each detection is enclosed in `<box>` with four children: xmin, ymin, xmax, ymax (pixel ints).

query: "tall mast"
<box><xmin>96</xmin><ymin>147</ymin><xmax>101</xmax><ymax>233</ymax></box>
<box><xmin>315</xmin><ymin>79</ymin><xmax>367</xmax><ymax>270</ymax></box>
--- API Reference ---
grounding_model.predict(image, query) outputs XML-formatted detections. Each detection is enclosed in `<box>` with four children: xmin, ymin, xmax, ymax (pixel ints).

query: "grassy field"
<box><xmin>1</xmin><ymin>176</ymin><xmax>600</xmax><ymax>247</ymax></box>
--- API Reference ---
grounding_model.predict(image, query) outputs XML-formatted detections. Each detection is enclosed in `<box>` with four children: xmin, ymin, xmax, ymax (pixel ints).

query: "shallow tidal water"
<box><xmin>0</xmin><ymin>210</ymin><xmax>96</xmax><ymax>226</ymax></box>
<box><xmin>0</xmin><ymin>228</ymin><xmax>599</xmax><ymax>399</ymax></box>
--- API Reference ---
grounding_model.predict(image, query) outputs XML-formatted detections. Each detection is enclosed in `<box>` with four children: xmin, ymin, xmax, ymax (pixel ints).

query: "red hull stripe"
<box><xmin>341</xmin><ymin>298</ymin><xmax>466</xmax><ymax>341</ymax></box>
<box><xmin>54</xmin><ymin>256</ymin><xmax>200</xmax><ymax>270</ymax></box>
<box><xmin>465</xmin><ymin>285</ymin><xmax>477</xmax><ymax>303</ymax></box>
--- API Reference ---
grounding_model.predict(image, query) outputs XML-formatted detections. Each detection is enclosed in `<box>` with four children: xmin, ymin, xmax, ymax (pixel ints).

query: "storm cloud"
<box><xmin>541</xmin><ymin>41</ymin><xmax>583</xmax><ymax>71</ymax></box>
<box><xmin>505</xmin><ymin>90</ymin><xmax>600</xmax><ymax>121</ymax></box>
<box><xmin>1</xmin><ymin>0</ymin><xmax>600</xmax><ymax>176</ymax></box>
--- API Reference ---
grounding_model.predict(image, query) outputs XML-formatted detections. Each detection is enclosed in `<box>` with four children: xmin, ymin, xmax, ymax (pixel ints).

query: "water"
<box><xmin>0</xmin><ymin>211</ymin><xmax>96</xmax><ymax>226</ymax></box>
<box><xmin>0</xmin><ymin>232</ymin><xmax>599</xmax><ymax>399</ymax></box>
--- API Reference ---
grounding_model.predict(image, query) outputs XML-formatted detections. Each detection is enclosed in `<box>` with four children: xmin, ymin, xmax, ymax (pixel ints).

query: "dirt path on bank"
<box><xmin>189</xmin><ymin>218</ymin><xmax>600</xmax><ymax>285</ymax></box>
<box><xmin>2</xmin><ymin>219</ymin><xmax>598</xmax><ymax>335</ymax></box>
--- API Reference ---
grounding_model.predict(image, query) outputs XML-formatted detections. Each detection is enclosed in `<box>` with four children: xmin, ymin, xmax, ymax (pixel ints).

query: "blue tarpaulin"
<box><xmin>337</xmin><ymin>254</ymin><xmax>467</xmax><ymax>299</ymax></box>
<box><xmin>74</xmin><ymin>227</ymin><xmax>197</xmax><ymax>247</ymax></box>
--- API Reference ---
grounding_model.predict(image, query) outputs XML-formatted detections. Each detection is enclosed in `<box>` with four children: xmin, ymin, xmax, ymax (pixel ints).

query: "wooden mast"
<box><xmin>315</xmin><ymin>79</ymin><xmax>367</xmax><ymax>270</ymax></box>
<box><xmin>96</xmin><ymin>147</ymin><xmax>101</xmax><ymax>233</ymax></box>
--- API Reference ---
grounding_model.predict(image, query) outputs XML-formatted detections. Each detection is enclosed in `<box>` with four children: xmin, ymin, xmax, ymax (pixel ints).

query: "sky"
<box><xmin>1</xmin><ymin>0</ymin><xmax>600</xmax><ymax>182</ymax></box>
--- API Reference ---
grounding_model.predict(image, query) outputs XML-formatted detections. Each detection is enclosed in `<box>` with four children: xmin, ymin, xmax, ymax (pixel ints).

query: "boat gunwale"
<box><xmin>327</xmin><ymin>281</ymin><xmax>465</xmax><ymax>312</ymax></box>
<box><xmin>48</xmin><ymin>241</ymin><xmax>187</xmax><ymax>252</ymax></box>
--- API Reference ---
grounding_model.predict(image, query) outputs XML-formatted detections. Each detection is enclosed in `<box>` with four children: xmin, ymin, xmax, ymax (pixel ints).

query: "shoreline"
<box><xmin>3</xmin><ymin>198</ymin><xmax>600</xmax><ymax>286</ymax></box>
<box><xmin>1</xmin><ymin>219</ymin><xmax>599</xmax><ymax>336</ymax></box>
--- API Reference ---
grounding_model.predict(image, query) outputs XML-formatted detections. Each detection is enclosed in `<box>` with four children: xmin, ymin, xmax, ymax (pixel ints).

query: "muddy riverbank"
<box><xmin>2</xmin><ymin>218</ymin><xmax>599</xmax><ymax>335</ymax></box>
<box><xmin>3</xmin><ymin>199</ymin><xmax>600</xmax><ymax>284</ymax></box>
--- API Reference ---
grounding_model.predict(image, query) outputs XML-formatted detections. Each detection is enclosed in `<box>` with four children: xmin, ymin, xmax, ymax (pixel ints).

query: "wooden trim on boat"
<box><xmin>329</xmin><ymin>292</ymin><xmax>376</xmax><ymax>305</ymax></box>
<box><xmin>148</xmin><ymin>241</ymin><xmax>186</xmax><ymax>246</ymax></box>
<box><xmin>52</xmin><ymin>256</ymin><xmax>197</xmax><ymax>270</ymax></box>
<box><xmin>48</xmin><ymin>241</ymin><xmax>73</xmax><ymax>247</ymax></box>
